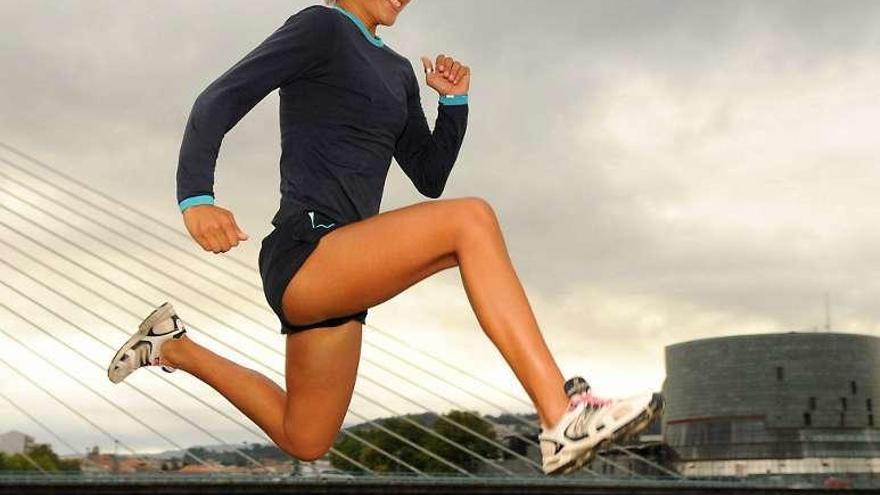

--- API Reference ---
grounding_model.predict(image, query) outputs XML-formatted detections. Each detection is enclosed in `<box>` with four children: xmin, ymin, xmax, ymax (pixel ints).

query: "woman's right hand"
<box><xmin>182</xmin><ymin>204</ymin><xmax>249</xmax><ymax>254</ymax></box>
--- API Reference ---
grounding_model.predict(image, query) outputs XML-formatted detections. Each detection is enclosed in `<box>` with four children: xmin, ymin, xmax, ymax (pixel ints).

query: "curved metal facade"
<box><xmin>662</xmin><ymin>332</ymin><xmax>880</xmax><ymax>463</ymax></box>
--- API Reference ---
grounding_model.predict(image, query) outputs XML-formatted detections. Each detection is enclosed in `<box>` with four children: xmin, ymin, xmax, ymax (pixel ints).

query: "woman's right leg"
<box><xmin>283</xmin><ymin>197</ymin><xmax>570</xmax><ymax>428</ymax></box>
<box><xmin>159</xmin><ymin>319</ymin><xmax>363</xmax><ymax>462</ymax></box>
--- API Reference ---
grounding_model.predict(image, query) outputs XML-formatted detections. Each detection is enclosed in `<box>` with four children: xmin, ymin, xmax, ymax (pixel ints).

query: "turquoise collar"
<box><xmin>333</xmin><ymin>5</ymin><xmax>384</xmax><ymax>48</ymax></box>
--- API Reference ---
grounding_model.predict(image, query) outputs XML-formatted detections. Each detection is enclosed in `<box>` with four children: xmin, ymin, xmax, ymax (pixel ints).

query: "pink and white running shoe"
<box><xmin>107</xmin><ymin>302</ymin><xmax>186</xmax><ymax>384</ymax></box>
<box><xmin>539</xmin><ymin>376</ymin><xmax>664</xmax><ymax>475</ymax></box>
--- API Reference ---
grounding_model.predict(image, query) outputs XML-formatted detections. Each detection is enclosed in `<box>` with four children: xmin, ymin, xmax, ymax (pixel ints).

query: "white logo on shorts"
<box><xmin>308</xmin><ymin>210</ymin><xmax>336</xmax><ymax>229</ymax></box>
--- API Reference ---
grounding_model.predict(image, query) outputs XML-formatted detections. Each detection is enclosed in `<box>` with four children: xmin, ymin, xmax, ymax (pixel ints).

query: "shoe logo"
<box><xmin>564</xmin><ymin>414</ymin><xmax>592</xmax><ymax>441</ymax></box>
<box><xmin>564</xmin><ymin>430</ymin><xmax>591</xmax><ymax>442</ymax></box>
<box><xmin>308</xmin><ymin>211</ymin><xmax>336</xmax><ymax>230</ymax></box>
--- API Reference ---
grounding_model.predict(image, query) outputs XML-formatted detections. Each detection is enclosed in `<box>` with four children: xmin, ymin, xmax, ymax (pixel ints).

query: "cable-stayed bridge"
<box><xmin>0</xmin><ymin>142</ymin><xmax>792</xmax><ymax>493</ymax></box>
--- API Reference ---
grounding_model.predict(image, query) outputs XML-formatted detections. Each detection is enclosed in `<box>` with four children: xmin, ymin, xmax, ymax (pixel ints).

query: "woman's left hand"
<box><xmin>421</xmin><ymin>54</ymin><xmax>470</xmax><ymax>96</ymax></box>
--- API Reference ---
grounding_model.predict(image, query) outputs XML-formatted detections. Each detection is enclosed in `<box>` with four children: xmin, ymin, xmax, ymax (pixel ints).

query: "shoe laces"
<box><xmin>569</xmin><ymin>390</ymin><xmax>613</xmax><ymax>410</ymax></box>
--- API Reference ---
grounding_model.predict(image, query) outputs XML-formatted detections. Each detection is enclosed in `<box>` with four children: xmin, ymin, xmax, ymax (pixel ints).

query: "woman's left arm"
<box><xmin>393</xmin><ymin>54</ymin><xmax>470</xmax><ymax>199</ymax></box>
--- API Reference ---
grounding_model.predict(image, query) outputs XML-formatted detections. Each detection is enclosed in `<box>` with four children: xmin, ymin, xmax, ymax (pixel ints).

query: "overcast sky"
<box><xmin>2</xmin><ymin>0</ymin><xmax>880</xmax><ymax>455</ymax></box>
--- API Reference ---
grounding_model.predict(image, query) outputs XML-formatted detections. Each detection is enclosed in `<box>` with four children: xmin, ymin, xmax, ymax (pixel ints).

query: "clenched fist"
<box><xmin>182</xmin><ymin>204</ymin><xmax>248</xmax><ymax>254</ymax></box>
<box><xmin>420</xmin><ymin>54</ymin><xmax>470</xmax><ymax>96</ymax></box>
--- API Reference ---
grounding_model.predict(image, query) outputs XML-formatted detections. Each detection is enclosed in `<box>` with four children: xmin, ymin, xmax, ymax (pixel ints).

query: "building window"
<box><xmin>870</xmin><ymin>415</ymin><xmax>874</xmax><ymax>427</ymax></box>
<box><xmin>804</xmin><ymin>412</ymin><xmax>811</xmax><ymax>426</ymax></box>
<box><xmin>851</xmin><ymin>381</ymin><xmax>857</xmax><ymax>395</ymax></box>
<box><xmin>776</xmin><ymin>366</ymin><xmax>784</xmax><ymax>381</ymax></box>
<box><xmin>868</xmin><ymin>398</ymin><xmax>873</xmax><ymax>411</ymax></box>
<box><xmin>809</xmin><ymin>397</ymin><xmax>817</xmax><ymax>410</ymax></box>
<box><xmin>841</xmin><ymin>397</ymin><xmax>848</xmax><ymax>411</ymax></box>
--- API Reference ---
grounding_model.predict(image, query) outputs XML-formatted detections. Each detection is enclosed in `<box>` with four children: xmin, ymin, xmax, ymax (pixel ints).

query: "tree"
<box><xmin>0</xmin><ymin>444</ymin><xmax>80</xmax><ymax>472</ymax></box>
<box><xmin>329</xmin><ymin>410</ymin><xmax>501</xmax><ymax>475</ymax></box>
<box><xmin>424</xmin><ymin>410</ymin><xmax>500</xmax><ymax>473</ymax></box>
<box><xmin>330</xmin><ymin>415</ymin><xmax>433</xmax><ymax>474</ymax></box>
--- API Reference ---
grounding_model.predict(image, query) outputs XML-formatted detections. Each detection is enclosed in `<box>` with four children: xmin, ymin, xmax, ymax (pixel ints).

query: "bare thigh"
<box><xmin>281</xmin><ymin>197</ymin><xmax>489</xmax><ymax>326</ymax></box>
<box><xmin>283</xmin><ymin>319</ymin><xmax>362</xmax><ymax>458</ymax></box>
<box><xmin>278</xmin><ymin>197</ymin><xmax>493</xmax><ymax>457</ymax></box>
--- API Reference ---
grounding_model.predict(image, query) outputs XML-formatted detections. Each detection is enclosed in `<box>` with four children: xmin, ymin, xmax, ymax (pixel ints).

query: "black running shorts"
<box><xmin>258</xmin><ymin>208</ymin><xmax>368</xmax><ymax>334</ymax></box>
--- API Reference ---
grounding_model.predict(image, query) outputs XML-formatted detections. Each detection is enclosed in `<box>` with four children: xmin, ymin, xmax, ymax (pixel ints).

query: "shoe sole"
<box><xmin>548</xmin><ymin>392</ymin><xmax>665</xmax><ymax>475</ymax></box>
<box><xmin>106</xmin><ymin>302</ymin><xmax>173</xmax><ymax>384</ymax></box>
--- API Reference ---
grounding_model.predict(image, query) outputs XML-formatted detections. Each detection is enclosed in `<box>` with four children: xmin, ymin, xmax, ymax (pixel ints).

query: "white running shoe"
<box><xmin>539</xmin><ymin>376</ymin><xmax>664</xmax><ymax>475</ymax></box>
<box><xmin>107</xmin><ymin>302</ymin><xmax>187</xmax><ymax>384</ymax></box>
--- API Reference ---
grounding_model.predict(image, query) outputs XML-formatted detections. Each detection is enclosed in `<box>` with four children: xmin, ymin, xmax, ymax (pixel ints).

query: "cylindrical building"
<box><xmin>663</xmin><ymin>332</ymin><xmax>880</xmax><ymax>477</ymax></box>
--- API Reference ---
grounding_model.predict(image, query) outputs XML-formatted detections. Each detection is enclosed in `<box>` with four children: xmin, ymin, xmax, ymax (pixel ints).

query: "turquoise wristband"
<box><xmin>439</xmin><ymin>94</ymin><xmax>468</xmax><ymax>106</ymax></box>
<box><xmin>179</xmin><ymin>194</ymin><xmax>215</xmax><ymax>212</ymax></box>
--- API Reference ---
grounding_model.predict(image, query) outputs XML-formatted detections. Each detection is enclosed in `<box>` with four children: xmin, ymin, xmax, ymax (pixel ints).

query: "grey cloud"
<box><xmin>3</xmin><ymin>0</ymin><xmax>878</xmax><ymax>334</ymax></box>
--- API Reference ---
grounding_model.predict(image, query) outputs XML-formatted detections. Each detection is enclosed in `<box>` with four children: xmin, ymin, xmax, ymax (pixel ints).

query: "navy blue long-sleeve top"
<box><xmin>176</xmin><ymin>4</ymin><xmax>469</xmax><ymax>227</ymax></box>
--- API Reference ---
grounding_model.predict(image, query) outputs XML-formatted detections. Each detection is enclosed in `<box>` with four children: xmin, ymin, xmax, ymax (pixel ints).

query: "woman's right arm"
<box><xmin>176</xmin><ymin>6</ymin><xmax>335</xmax><ymax>253</ymax></box>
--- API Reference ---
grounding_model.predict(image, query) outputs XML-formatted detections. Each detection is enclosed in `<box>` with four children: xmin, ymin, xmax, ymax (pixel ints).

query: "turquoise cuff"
<box><xmin>439</xmin><ymin>94</ymin><xmax>468</xmax><ymax>106</ymax></box>
<box><xmin>179</xmin><ymin>194</ymin><xmax>215</xmax><ymax>212</ymax></box>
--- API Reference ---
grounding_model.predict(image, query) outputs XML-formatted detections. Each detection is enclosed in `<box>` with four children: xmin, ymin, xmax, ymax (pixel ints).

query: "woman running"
<box><xmin>107</xmin><ymin>0</ymin><xmax>663</xmax><ymax>475</ymax></box>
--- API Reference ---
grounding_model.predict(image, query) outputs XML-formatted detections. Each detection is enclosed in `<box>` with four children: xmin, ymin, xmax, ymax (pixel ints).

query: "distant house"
<box><xmin>81</xmin><ymin>453</ymin><xmax>159</xmax><ymax>474</ymax></box>
<box><xmin>0</xmin><ymin>430</ymin><xmax>34</xmax><ymax>455</ymax></box>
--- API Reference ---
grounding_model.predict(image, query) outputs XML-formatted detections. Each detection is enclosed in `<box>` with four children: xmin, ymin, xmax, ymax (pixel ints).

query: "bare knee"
<box><xmin>454</xmin><ymin>196</ymin><xmax>499</xmax><ymax>240</ymax></box>
<box><xmin>289</xmin><ymin>444</ymin><xmax>332</xmax><ymax>462</ymax></box>
<box><xmin>277</xmin><ymin>434</ymin><xmax>333</xmax><ymax>462</ymax></box>
<box><xmin>459</xmin><ymin>196</ymin><xmax>496</xmax><ymax>219</ymax></box>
